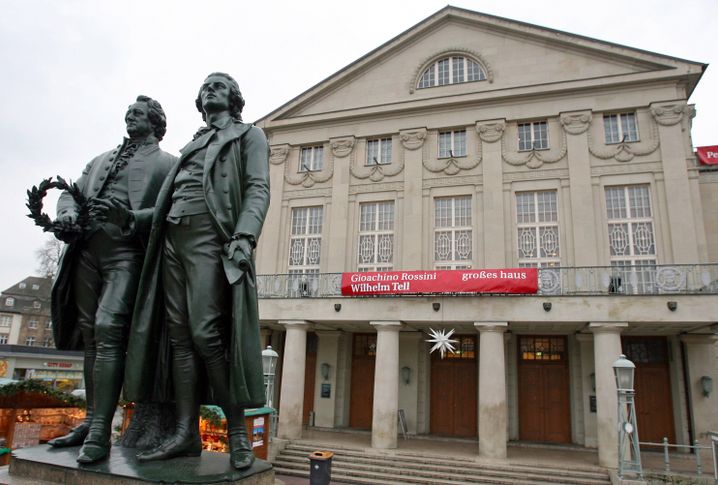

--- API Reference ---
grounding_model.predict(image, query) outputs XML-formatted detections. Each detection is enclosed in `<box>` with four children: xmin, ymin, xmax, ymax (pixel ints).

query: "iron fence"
<box><xmin>256</xmin><ymin>264</ymin><xmax>718</xmax><ymax>298</ymax></box>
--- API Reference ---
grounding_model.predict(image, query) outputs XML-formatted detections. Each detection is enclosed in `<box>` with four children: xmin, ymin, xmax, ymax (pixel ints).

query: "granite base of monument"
<box><xmin>10</xmin><ymin>445</ymin><xmax>274</xmax><ymax>484</ymax></box>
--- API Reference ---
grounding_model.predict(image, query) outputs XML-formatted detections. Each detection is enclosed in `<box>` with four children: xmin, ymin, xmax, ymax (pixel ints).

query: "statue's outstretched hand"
<box><xmin>91</xmin><ymin>198</ymin><xmax>131</xmax><ymax>228</ymax></box>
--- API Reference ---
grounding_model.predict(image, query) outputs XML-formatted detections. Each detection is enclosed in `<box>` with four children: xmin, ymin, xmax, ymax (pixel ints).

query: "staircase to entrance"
<box><xmin>273</xmin><ymin>440</ymin><xmax>612</xmax><ymax>485</ymax></box>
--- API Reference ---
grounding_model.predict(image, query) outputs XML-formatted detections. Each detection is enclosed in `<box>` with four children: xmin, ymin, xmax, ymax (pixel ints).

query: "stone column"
<box><xmin>326</xmin><ymin>137</ymin><xmax>354</xmax><ymax>271</ymax></box>
<box><xmin>680</xmin><ymin>334</ymin><xmax>718</xmax><ymax>438</ymax></box>
<box><xmin>277</xmin><ymin>320</ymin><xmax>311</xmax><ymax>440</ymax></box>
<box><xmin>399</xmin><ymin>128</ymin><xmax>427</xmax><ymax>269</ymax></box>
<box><xmin>650</xmin><ymin>102</ymin><xmax>699</xmax><ymax>262</ymax></box>
<box><xmin>476</xmin><ymin>120</ymin><xmax>506</xmax><ymax>267</ymax></box>
<box><xmin>589</xmin><ymin>322</ymin><xmax>627</xmax><ymax>468</ymax></box>
<box><xmin>475</xmin><ymin>321</ymin><xmax>508</xmax><ymax>459</ymax></box>
<box><xmin>257</xmin><ymin>144</ymin><xmax>290</xmax><ymax>274</ymax></box>
<box><xmin>560</xmin><ymin>111</ymin><xmax>599</xmax><ymax>266</ymax></box>
<box><xmin>370</xmin><ymin>321</ymin><xmax>402</xmax><ymax>449</ymax></box>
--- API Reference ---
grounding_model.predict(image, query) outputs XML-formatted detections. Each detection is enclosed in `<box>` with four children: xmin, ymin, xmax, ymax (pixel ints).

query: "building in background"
<box><xmin>254</xmin><ymin>6</ymin><xmax>718</xmax><ymax>469</ymax></box>
<box><xmin>0</xmin><ymin>277</ymin><xmax>83</xmax><ymax>389</ymax></box>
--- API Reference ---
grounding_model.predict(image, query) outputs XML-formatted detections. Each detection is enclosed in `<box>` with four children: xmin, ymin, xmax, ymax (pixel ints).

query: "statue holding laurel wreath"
<box><xmin>27</xmin><ymin>96</ymin><xmax>176</xmax><ymax>463</ymax></box>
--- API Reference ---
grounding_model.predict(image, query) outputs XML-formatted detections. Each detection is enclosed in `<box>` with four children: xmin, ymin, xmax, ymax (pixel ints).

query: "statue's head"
<box><xmin>195</xmin><ymin>72</ymin><xmax>245</xmax><ymax>122</ymax></box>
<box><xmin>125</xmin><ymin>95</ymin><xmax>167</xmax><ymax>141</ymax></box>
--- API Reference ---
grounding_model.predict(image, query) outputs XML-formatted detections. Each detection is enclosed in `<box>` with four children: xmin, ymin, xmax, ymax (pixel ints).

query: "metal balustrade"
<box><xmin>256</xmin><ymin>264</ymin><xmax>718</xmax><ymax>298</ymax></box>
<box><xmin>639</xmin><ymin>436</ymin><xmax>718</xmax><ymax>483</ymax></box>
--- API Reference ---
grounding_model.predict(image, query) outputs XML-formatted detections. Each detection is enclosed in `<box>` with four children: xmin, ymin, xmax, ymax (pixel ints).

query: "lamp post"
<box><xmin>613</xmin><ymin>354</ymin><xmax>643</xmax><ymax>478</ymax></box>
<box><xmin>262</xmin><ymin>346</ymin><xmax>279</xmax><ymax>408</ymax></box>
<box><xmin>262</xmin><ymin>346</ymin><xmax>279</xmax><ymax>439</ymax></box>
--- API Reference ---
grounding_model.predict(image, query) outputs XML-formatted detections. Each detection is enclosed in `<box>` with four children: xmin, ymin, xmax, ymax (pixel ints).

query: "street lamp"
<box><xmin>613</xmin><ymin>354</ymin><xmax>643</xmax><ymax>479</ymax></box>
<box><xmin>262</xmin><ymin>346</ymin><xmax>279</xmax><ymax>409</ymax></box>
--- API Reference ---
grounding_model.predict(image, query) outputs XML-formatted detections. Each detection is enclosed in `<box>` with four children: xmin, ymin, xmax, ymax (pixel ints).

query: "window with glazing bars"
<box><xmin>299</xmin><ymin>146</ymin><xmax>324</xmax><ymax>172</ymax></box>
<box><xmin>516</xmin><ymin>191</ymin><xmax>560</xmax><ymax>267</ymax></box>
<box><xmin>434</xmin><ymin>196</ymin><xmax>472</xmax><ymax>269</ymax></box>
<box><xmin>605</xmin><ymin>185</ymin><xmax>657</xmax><ymax>293</ymax></box>
<box><xmin>603</xmin><ymin>113</ymin><xmax>638</xmax><ymax>144</ymax></box>
<box><xmin>358</xmin><ymin>201</ymin><xmax>394</xmax><ymax>272</ymax></box>
<box><xmin>438</xmin><ymin>130</ymin><xmax>466</xmax><ymax>158</ymax></box>
<box><xmin>417</xmin><ymin>56</ymin><xmax>486</xmax><ymax>88</ymax></box>
<box><xmin>366</xmin><ymin>138</ymin><xmax>392</xmax><ymax>166</ymax></box>
<box><xmin>518</xmin><ymin>121</ymin><xmax>549</xmax><ymax>150</ymax></box>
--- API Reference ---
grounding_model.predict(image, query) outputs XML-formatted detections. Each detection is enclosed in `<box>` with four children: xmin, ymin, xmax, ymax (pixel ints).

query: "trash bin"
<box><xmin>308</xmin><ymin>450</ymin><xmax>334</xmax><ymax>485</ymax></box>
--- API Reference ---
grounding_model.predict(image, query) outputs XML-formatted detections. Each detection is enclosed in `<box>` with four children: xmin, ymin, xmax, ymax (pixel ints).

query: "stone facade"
<box><xmin>255</xmin><ymin>6</ymin><xmax>718</xmax><ymax>469</ymax></box>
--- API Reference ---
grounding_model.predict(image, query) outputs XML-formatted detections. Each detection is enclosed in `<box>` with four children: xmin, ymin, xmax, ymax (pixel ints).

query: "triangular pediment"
<box><xmin>258</xmin><ymin>6</ymin><xmax>704</xmax><ymax>127</ymax></box>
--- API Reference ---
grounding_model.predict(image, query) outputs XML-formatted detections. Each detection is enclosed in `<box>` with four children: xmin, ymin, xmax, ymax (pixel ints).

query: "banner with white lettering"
<box><xmin>696</xmin><ymin>146</ymin><xmax>718</xmax><ymax>165</ymax></box>
<box><xmin>341</xmin><ymin>269</ymin><xmax>538</xmax><ymax>296</ymax></box>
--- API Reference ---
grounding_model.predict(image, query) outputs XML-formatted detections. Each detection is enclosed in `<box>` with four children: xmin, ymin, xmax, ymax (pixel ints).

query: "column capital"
<box><xmin>575</xmin><ymin>333</ymin><xmax>594</xmax><ymax>343</ymax></box>
<box><xmin>370</xmin><ymin>321</ymin><xmax>403</xmax><ymax>331</ymax></box>
<box><xmin>680</xmin><ymin>334</ymin><xmax>718</xmax><ymax>345</ymax></box>
<box><xmin>589</xmin><ymin>322</ymin><xmax>628</xmax><ymax>334</ymax></box>
<box><xmin>279</xmin><ymin>320</ymin><xmax>313</xmax><ymax>331</ymax></box>
<box><xmin>474</xmin><ymin>321</ymin><xmax>508</xmax><ymax>333</ymax></box>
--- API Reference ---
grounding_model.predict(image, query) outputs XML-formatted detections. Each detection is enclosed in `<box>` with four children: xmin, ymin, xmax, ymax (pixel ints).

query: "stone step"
<box><xmin>273</xmin><ymin>441</ymin><xmax>611</xmax><ymax>485</ymax></box>
<box><xmin>274</xmin><ymin>457</ymin><xmax>608</xmax><ymax>485</ymax></box>
<box><xmin>282</xmin><ymin>443</ymin><xmax>610</xmax><ymax>482</ymax></box>
<box><xmin>274</xmin><ymin>464</ymin><xmax>564</xmax><ymax>485</ymax></box>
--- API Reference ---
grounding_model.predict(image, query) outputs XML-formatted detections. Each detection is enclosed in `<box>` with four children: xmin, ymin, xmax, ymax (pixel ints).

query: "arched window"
<box><xmin>418</xmin><ymin>56</ymin><xmax>486</xmax><ymax>89</ymax></box>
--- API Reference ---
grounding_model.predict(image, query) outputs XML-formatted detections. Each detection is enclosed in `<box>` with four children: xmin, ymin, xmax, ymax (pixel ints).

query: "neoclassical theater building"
<box><xmin>254</xmin><ymin>6</ymin><xmax>718</xmax><ymax>468</ymax></box>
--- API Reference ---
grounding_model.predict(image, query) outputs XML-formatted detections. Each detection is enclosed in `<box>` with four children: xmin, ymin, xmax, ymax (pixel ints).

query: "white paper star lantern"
<box><xmin>426</xmin><ymin>328</ymin><xmax>458</xmax><ymax>359</ymax></box>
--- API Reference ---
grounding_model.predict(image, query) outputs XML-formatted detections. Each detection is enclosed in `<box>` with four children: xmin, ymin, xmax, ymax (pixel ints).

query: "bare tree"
<box><xmin>35</xmin><ymin>236</ymin><xmax>63</xmax><ymax>278</ymax></box>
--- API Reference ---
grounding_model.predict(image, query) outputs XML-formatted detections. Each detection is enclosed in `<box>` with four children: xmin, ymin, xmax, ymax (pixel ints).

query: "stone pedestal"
<box><xmin>9</xmin><ymin>445</ymin><xmax>274</xmax><ymax>485</ymax></box>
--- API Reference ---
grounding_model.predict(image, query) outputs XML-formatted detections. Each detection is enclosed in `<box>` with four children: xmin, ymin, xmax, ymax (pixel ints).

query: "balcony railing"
<box><xmin>256</xmin><ymin>264</ymin><xmax>718</xmax><ymax>299</ymax></box>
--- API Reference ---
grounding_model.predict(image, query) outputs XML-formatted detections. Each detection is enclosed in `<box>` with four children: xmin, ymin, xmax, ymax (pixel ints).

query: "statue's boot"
<box><xmin>137</xmin><ymin>351</ymin><xmax>202</xmax><ymax>462</ymax></box>
<box><xmin>205</xmin><ymin>357</ymin><xmax>254</xmax><ymax>470</ymax></box>
<box><xmin>49</xmin><ymin>350</ymin><xmax>95</xmax><ymax>447</ymax></box>
<box><xmin>227</xmin><ymin>409</ymin><xmax>254</xmax><ymax>470</ymax></box>
<box><xmin>77</xmin><ymin>341</ymin><xmax>124</xmax><ymax>464</ymax></box>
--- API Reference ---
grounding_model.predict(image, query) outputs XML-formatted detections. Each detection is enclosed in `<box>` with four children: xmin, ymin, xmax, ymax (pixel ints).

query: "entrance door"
<box><xmin>349</xmin><ymin>334</ymin><xmax>375</xmax><ymax>429</ymax></box>
<box><xmin>430</xmin><ymin>335</ymin><xmax>477</xmax><ymax>437</ymax></box>
<box><xmin>622</xmin><ymin>337</ymin><xmax>675</xmax><ymax>444</ymax></box>
<box><xmin>518</xmin><ymin>336</ymin><xmax>571</xmax><ymax>443</ymax></box>
<box><xmin>302</xmin><ymin>332</ymin><xmax>317</xmax><ymax>426</ymax></box>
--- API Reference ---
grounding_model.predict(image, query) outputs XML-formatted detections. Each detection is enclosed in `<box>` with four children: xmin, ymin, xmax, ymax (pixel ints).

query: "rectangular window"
<box><xmin>357</xmin><ymin>201</ymin><xmax>394</xmax><ymax>272</ymax></box>
<box><xmin>0</xmin><ymin>335</ymin><xmax>7</xmax><ymax>345</ymax></box>
<box><xmin>33</xmin><ymin>301</ymin><xmax>41</xmax><ymax>309</ymax></box>
<box><xmin>437</xmin><ymin>58</ymin><xmax>450</xmax><ymax>85</ymax></box>
<box><xmin>299</xmin><ymin>146</ymin><xmax>324</xmax><ymax>172</ymax></box>
<box><xmin>605</xmin><ymin>185</ymin><xmax>657</xmax><ymax>293</ymax></box>
<box><xmin>0</xmin><ymin>316</ymin><xmax>11</xmax><ymax>327</ymax></box>
<box><xmin>4</xmin><ymin>298</ymin><xmax>14</xmax><ymax>307</ymax></box>
<box><xmin>25</xmin><ymin>336</ymin><xmax>35</xmax><ymax>346</ymax></box>
<box><xmin>434</xmin><ymin>196</ymin><xmax>472</xmax><ymax>269</ymax></box>
<box><xmin>43</xmin><ymin>337</ymin><xmax>53</xmax><ymax>348</ymax></box>
<box><xmin>518</xmin><ymin>121</ymin><xmax>549</xmax><ymax>150</ymax></box>
<box><xmin>366</xmin><ymin>138</ymin><xmax>392</xmax><ymax>166</ymax></box>
<box><xmin>32</xmin><ymin>284</ymin><xmax>39</xmax><ymax>290</ymax></box>
<box><xmin>28</xmin><ymin>319</ymin><xmax>38</xmax><ymax>329</ymax></box>
<box><xmin>438</xmin><ymin>130</ymin><xmax>466</xmax><ymax>158</ymax></box>
<box><xmin>603</xmin><ymin>113</ymin><xmax>638</xmax><ymax>144</ymax></box>
<box><xmin>288</xmin><ymin>206</ymin><xmax>323</xmax><ymax>296</ymax></box>
<box><xmin>46</xmin><ymin>320</ymin><xmax>52</xmax><ymax>329</ymax></box>
<box><xmin>516</xmin><ymin>191</ymin><xmax>560</xmax><ymax>267</ymax></box>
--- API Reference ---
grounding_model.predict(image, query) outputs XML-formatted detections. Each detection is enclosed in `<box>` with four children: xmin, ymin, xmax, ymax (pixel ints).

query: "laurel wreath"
<box><xmin>26</xmin><ymin>176</ymin><xmax>91</xmax><ymax>242</ymax></box>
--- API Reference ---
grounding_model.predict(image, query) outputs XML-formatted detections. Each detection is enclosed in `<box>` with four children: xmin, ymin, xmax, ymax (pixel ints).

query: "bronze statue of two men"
<box><xmin>49</xmin><ymin>72</ymin><xmax>270</xmax><ymax>470</ymax></box>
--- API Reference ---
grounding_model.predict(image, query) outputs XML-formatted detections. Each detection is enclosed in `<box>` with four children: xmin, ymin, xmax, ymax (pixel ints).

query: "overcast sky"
<box><xmin>0</xmin><ymin>0</ymin><xmax>716</xmax><ymax>291</ymax></box>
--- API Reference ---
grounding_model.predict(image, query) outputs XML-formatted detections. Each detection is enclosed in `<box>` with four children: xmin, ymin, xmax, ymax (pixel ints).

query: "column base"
<box><xmin>10</xmin><ymin>444</ymin><xmax>274</xmax><ymax>484</ymax></box>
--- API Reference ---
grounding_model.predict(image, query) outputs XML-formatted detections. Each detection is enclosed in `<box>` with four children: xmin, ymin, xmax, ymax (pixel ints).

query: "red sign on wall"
<box><xmin>341</xmin><ymin>269</ymin><xmax>538</xmax><ymax>296</ymax></box>
<box><xmin>696</xmin><ymin>146</ymin><xmax>718</xmax><ymax>165</ymax></box>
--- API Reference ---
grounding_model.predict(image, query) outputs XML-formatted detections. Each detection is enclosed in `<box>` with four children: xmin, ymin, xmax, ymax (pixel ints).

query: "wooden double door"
<box><xmin>349</xmin><ymin>334</ymin><xmax>376</xmax><ymax>429</ymax></box>
<box><xmin>430</xmin><ymin>335</ymin><xmax>477</xmax><ymax>437</ymax></box>
<box><xmin>622</xmin><ymin>336</ymin><xmax>675</xmax><ymax>444</ymax></box>
<box><xmin>518</xmin><ymin>336</ymin><xmax>571</xmax><ymax>443</ymax></box>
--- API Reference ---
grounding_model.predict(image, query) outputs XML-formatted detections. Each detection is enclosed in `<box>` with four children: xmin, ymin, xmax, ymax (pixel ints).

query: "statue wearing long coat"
<box><xmin>51</xmin><ymin>142</ymin><xmax>176</xmax><ymax>350</ymax></box>
<box><xmin>124</xmin><ymin>121</ymin><xmax>270</xmax><ymax>408</ymax></box>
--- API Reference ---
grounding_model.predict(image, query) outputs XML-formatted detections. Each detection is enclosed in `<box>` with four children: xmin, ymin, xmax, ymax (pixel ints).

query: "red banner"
<box><xmin>696</xmin><ymin>146</ymin><xmax>718</xmax><ymax>165</ymax></box>
<box><xmin>341</xmin><ymin>269</ymin><xmax>538</xmax><ymax>296</ymax></box>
